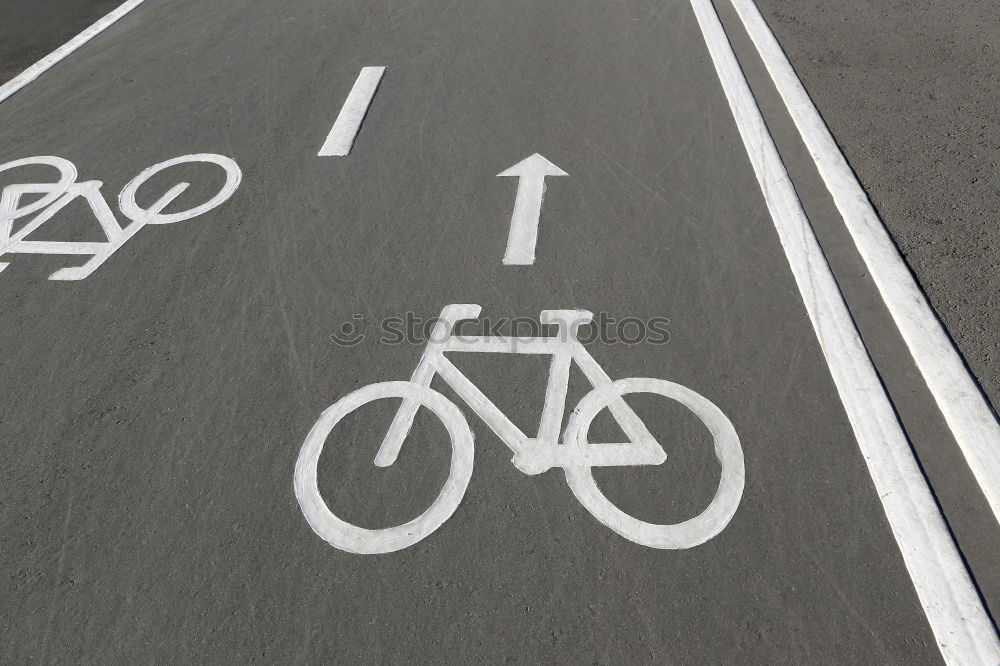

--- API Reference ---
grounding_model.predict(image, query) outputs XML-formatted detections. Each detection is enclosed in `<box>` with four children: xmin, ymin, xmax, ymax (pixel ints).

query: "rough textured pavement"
<box><xmin>0</xmin><ymin>0</ymin><xmax>123</xmax><ymax>83</ymax></box>
<box><xmin>754</xmin><ymin>0</ymin><xmax>1000</xmax><ymax>407</ymax></box>
<box><xmin>0</xmin><ymin>0</ymin><xmax>997</xmax><ymax>663</ymax></box>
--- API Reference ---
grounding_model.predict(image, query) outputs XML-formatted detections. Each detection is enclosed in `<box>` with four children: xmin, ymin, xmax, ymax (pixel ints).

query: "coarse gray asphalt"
<box><xmin>0</xmin><ymin>0</ymin><xmax>997</xmax><ymax>663</ymax></box>
<box><xmin>754</xmin><ymin>0</ymin><xmax>1000</xmax><ymax>427</ymax></box>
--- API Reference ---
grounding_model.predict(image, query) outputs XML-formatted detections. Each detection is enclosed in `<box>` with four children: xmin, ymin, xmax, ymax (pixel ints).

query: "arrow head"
<box><xmin>497</xmin><ymin>153</ymin><xmax>568</xmax><ymax>178</ymax></box>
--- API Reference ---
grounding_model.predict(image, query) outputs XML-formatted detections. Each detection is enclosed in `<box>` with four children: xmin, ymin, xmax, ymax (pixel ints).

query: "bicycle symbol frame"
<box><xmin>0</xmin><ymin>154</ymin><xmax>241</xmax><ymax>280</ymax></box>
<box><xmin>295</xmin><ymin>304</ymin><xmax>745</xmax><ymax>554</ymax></box>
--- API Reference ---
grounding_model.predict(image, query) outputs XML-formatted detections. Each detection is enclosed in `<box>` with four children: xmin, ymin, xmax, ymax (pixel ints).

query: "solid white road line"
<box><xmin>318</xmin><ymin>66</ymin><xmax>386</xmax><ymax>157</ymax></box>
<box><xmin>497</xmin><ymin>153</ymin><xmax>568</xmax><ymax>265</ymax></box>
<box><xmin>728</xmin><ymin>0</ymin><xmax>1000</xmax><ymax>522</ymax></box>
<box><xmin>688</xmin><ymin>0</ymin><xmax>1000</xmax><ymax>662</ymax></box>
<box><xmin>0</xmin><ymin>0</ymin><xmax>148</xmax><ymax>104</ymax></box>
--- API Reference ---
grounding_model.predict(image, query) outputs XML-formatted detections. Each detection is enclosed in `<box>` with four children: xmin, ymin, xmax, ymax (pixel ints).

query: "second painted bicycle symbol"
<box><xmin>0</xmin><ymin>154</ymin><xmax>241</xmax><ymax>280</ymax></box>
<box><xmin>295</xmin><ymin>304</ymin><xmax>745</xmax><ymax>554</ymax></box>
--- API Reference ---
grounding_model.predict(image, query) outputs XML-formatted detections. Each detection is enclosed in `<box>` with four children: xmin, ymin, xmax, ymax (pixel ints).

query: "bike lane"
<box><xmin>0</xmin><ymin>0</ymin><xmax>984</xmax><ymax>662</ymax></box>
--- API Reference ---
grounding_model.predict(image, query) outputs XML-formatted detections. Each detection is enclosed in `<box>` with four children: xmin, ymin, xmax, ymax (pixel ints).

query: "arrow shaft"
<box><xmin>503</xmin><ymin>176</ymin><xmax>546</xmax><ymax>265</ymax></box>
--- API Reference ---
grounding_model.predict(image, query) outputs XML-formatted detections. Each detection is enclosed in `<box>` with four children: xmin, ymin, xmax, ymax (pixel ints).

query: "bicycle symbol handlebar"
<box><xmin>0</xmin><ymin>153</ymin><xmax>242</xmax><ymax>280</ymax></box>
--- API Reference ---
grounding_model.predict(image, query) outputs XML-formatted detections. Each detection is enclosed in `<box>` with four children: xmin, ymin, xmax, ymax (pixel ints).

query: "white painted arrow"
<box><xmin>497</xmin><ymin>153</ymin><xmax>567</xmax><ymax>265</ymax></box>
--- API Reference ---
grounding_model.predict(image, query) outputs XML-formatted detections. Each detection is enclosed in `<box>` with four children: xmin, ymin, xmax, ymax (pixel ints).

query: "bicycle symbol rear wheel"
<box><xmin>294</xmin><ymin>381</ymin><xmax>474</xmax><ymax>554</ymax></box>
<box><xmin>563</xmin><ymin>377</ymin><xmax>744</xmax><ymax>549</ymax></box>
<box><xmin>0</xmin><ymin>156</ymin><xmax>77</xmax><ymax>219</ymax></box>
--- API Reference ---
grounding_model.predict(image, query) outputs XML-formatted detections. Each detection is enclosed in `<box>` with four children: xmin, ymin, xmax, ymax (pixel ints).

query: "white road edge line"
<box><xmin>688</xmin><ymin>0</ymin><xmax>1000</xmax><ymax>662</ymax></box>
<box><xmin>318</xmin><ymin>66</ymin><xmax>386</xmax><ymax>157</ymax></box>
<box><xmin>0</xmin><ymin>0</ymin><xmax>148</xmax><ymax>105</ymax></box>
<box><xmin>728</xmin><ymin>0</ymin><xmax>1000</xmax><ymax>522</ymax></box>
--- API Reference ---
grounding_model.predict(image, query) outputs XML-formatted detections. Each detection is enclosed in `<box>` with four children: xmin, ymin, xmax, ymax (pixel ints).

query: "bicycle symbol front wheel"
<box><xmin>119</xmin><ymin>153</ymin><xmax>242</xmax><ymax>225</ymax></box>
<box><xmin>294</xmin><ymin>381</ymin><xmax>474</xmax><ymax>554</ymax></box>
<box><xmin>563</xmin><ymin>377</ymin><xmax>745</xmax><ymax>549</ymax></box>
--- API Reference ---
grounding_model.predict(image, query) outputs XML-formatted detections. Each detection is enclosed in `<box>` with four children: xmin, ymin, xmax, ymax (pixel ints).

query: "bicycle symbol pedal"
<box><xmin>0</xmin><ymin>154</ymin><xmax>241</xmax><ymax>280</ymax></box>
<box><xmin>295</xmin><ymin>304</ymin><xmax>745</xmax><ymax>554</ymax></box>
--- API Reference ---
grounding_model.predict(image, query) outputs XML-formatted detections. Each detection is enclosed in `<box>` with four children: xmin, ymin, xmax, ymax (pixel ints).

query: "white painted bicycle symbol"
<box><xmin>295</xmin><ymin>304</ymin><xmax>745</xmax><ymax>554</ymax></box>
<box><xmin>0</xmin><ymin>154</ymin><xmax>241</xmax><ymax>280</ymax></box>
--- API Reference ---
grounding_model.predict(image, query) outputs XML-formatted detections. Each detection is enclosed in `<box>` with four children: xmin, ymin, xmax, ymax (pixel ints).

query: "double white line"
<box><xmin>689</xmin><ymin>0</ymin><xmax>1000</xmax><ymax>662</ymax></box>
<box><xmin>729</xmin><ymin>0</ymin><xmax>1000</xmax><ymax>524</ymax></box>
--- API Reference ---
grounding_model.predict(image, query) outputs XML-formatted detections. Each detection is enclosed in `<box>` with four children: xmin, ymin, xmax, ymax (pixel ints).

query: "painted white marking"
<box><xmin>564</xmin><ymin>378</ymin><xmax>743</xmax><ymax>549</ymax></box>
<box><xmin>0</xmin><ymin>157</ymin><xmax>78</xmax><ymax>274</ymax></box>
<box><xmin>0</xmin><ymin>0</ymin><xmax>148</xmax><ymax>105</ymax></box>
<box><xmin>728</xmin><ymin>0</ymin><xmax>1000</xmax><ymax>524</ymax></box>
<box><xmin>0</xmin><ymin>154</ymin><xmax>241</xmax><ymax>280</ymax></box>
<box><xmin>295</xmin><ymin>304</ymin><xmax>744</xmax><ymax>554</ymax></box>
<box><xmin>318</xmin><ymin>66</ymin><xmax>386</xmax><ymax>157</ymax></box>
<box><xmin>497</xmin><ymin>154</ymin><xmax>568</xmax><ymax>265</ymax></box>
<box><xmin>296</xmin><ymin>381</ymin><xmax>475</xmax><ymax>555</ymax></box>
<box><xmin>687</xmin><ymin>0</ymin><xmax>1000</xmax><ymax>661</ymax></box>
<box><xmin>0</xmin><ymin>157</ymin><xmax>77</xmax><ymax>219</ymax></box>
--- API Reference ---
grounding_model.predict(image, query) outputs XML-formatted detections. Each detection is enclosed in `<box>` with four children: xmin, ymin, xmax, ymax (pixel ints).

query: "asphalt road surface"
<box><xmin>1</xmin><ymin>0</ymin><xmax>998</xmax><ymax>663</ymax></box>
<box><xmin>0</xmin><ymin>0</ymin><xmax>124</xmax><ymax>83</ymax></box>
<box><xmin>755</xmin><ymin>0</ymin><xmax>1000</xmax><ymax>413</ymax></box>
